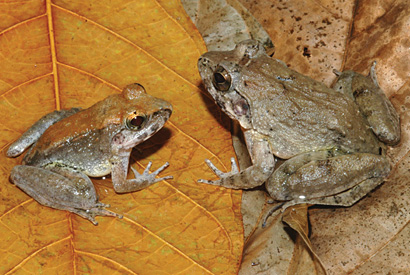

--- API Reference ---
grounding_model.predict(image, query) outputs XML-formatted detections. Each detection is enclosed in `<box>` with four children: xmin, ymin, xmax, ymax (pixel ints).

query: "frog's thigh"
<box><xmin>10</xmin><ymin>165</ymin><xmax>98</xmax><ymax>210</ymax></box>
<box><xmin>267</xmin><ymin>152</ymin><xmax>390</xmax><ymax>201</ymax></box>
<box><xmin>283</xmin><ymin>177</ymin><xmax>384</xmax><ymax>209</ymax></box>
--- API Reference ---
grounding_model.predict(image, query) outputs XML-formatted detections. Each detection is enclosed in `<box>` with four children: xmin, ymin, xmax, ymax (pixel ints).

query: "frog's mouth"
<box><xmin>143</xmin><ymin>109</ymin><xmax>172</xmax><ymax>141</ymax></box>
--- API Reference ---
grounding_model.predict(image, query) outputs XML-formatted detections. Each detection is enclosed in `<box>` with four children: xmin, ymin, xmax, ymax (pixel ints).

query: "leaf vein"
<box><xmin>5</xmin><ymin>236</ymin><xmax>71</xmax><ymax>275</ymax></box>
<box><xmin>0</xmin><ymin>14</ymin><xmax>46</xmax><ymax>36</ymax></box>
<box><xmin>122</xmin><ymin>216</ymin><xmax>213</xmax><ymax>274</ymax></box>
<box><xmin>46</xmin><ymin>0</ymin><xmax>60</xmax><ymax>110</ymax></box>
<box><xmin>74</xmin><ymin>249</ymin><xmax>137</xmax><ymax>275</ymax></box>
<box><xmin>51</xmin><ymin>3</ymin><xmax>200</xmax><ymax>91</ymax></box>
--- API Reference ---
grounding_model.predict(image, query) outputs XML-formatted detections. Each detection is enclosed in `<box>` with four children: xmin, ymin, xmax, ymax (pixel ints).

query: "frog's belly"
<box><xmin>24</xmin><ymin>140</ymin><xmax>113</xmax><ymax>177</ymax></box>
<box><xmin>28</xmin><ymin>152</ymin><xmax>112</xmax><ymax>177</ymax></box>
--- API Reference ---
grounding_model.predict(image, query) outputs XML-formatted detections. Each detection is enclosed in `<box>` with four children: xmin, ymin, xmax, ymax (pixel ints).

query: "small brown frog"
<box><xmin>197</xmin><ymin>40</ymin><xmax>400</xmax><ymax>221</ymax></box>
<box><xmin>7</xmin><ymin>83</ymin><xmax>173</xmax><ymax>225</ymax></box>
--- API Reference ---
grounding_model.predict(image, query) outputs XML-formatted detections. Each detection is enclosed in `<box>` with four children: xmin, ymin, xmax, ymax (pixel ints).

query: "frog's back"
<box><xmin>246</xmin><ymin>59</ymin><xmax>381</xmax><ymax>159</ymax></box>
<box><xmin>23</xmin><ymin>95</ymin><xmax>123</xmax><ymax>173</ymax></box>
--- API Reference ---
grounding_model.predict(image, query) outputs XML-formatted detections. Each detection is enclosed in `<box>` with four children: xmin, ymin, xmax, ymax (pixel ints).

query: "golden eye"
<box><xmin>212</xmin><ymin>66</ymin><xmax>231</xmax><ymax>91</ymax></box>
<box><xmin>126</xmin><ymin>114</ymin><xmax>147</xmax><ymax>130</ymax></box>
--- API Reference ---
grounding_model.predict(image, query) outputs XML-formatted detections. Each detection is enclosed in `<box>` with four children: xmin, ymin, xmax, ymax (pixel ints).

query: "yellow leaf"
<box><xmin>0</xmin><ymin>0</ymin><xmax>243</xmax><ymax>274</ymax></box>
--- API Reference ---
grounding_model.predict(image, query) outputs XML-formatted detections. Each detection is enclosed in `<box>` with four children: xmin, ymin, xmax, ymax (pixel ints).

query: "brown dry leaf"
<box><xmin>239</xmin><ymin>0</ymin><xmax>354</xmax><ymax>85</ymax></box>
<box><xmin>239</xmin><ymin>195</ymin><xmax>297</xmax><ymax>275</ymax></box>
<box><xmin>240</xmin><ymin>200</ymin><xmax>326</xmax><ymax>275</ymax></box>
<box><xmin>238</xmin><ymin>0</ymin><xmax>410</xmax><ymax>274</ymax></box>
<box><xmin>282</xmin><ymin>205</ymin><xmax>326</xmax><ymax>275</ymax></box>
<box><xmin>240</xmin><ymin>194</ymin><xmax>326</xmax><ymax>275</ymax></box>
<box><xmin>0</xmin><ymin>0</ymin><xmax>243</xmax><ymax>274</ymax></box>
<box><xmin>181</xmin><ymin>0</ymin><xmax>273</xmax><ymax>52</ymax></box>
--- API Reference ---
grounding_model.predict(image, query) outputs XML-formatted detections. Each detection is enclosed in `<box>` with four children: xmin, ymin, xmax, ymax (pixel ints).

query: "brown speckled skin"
<box><xmin>198</xmin><ymin>40</ymin><xmax>400</xmax><ymax>209</ymax></box>
<box><xmin>7</xmin><ymin>84</ymin><xmax>173</xmax><ymax>224</ymax></box>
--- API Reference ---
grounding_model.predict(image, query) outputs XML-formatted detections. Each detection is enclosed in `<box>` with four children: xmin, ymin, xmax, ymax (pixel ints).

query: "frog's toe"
<box><xmin>157</xmin><ymin>175</ymin><xmax>173</xmax><ymax>181</ymax></box>
<box><xmin>262</xmin><ymin>202</ymin><xmax>285</xmax><ymax>228</ymax></box>
<box><xmin>204</xmin><ymin>157</ymin><xmax>239</xmax><ymax>177</ymax></box>
<box><xmin>151</xmin><ymin>162</ymin><xmax>170</xmax><ymax>176</ymax></box>
<box><xmin>93</xmin><ymin>207</ymin><xmax>123</xmax><ymax>219</ymax></box>
<box><xmin>70</xmin><ymin>205</ymin><xmax>123</xmax><ymax>225</ymax></box>
<box><xmin>199</xmin><ymin>158</ymin><xmax>242</xmax><ymax>187</ymax></box>
<box><xmin>131</xmin><ymin>162</ymin><xmax>171</xmax><ymax>179</ymax></box>
<box><xmin>229</xmin><ymin>157</ymin><xmax>239</xmax><ymax>173</ymax></box>
<box><xmin>197</xmin><ymin>178</ymin><xmax>215</xmax><ymax>184</ymax></box>
<box><xmin>204</xmin><ymin>159</ymin><xmax>225</xmax><ymax>177</ymax></box>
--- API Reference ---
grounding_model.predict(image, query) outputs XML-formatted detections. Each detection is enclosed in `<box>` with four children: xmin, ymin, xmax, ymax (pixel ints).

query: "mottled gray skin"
<box><xmin>7</xmin><ymin>84</ymin><xmax>173</xmax><ymax>225</ymax></box>
<box><xmin>197</xmin><ymin>40</ymin><xmax>400</xmax><ymax>214</ymax></box>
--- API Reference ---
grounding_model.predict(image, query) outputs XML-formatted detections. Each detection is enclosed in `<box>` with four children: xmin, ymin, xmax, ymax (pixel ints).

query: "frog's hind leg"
<box><xmin>10</xmin><ymin>165</ymin><xmax>122</xmax><ymax>225</ymax></box>
<box><xmin>262</xmin><ymin>177</ymin><xmax>383</xmax><ymax>227</ymax></box>
<box><xmin>334</xmin><ymin>62</ymin><xmax>400</xmax><ymax>145</ymax></box>
<box><xmin>355</xmin><ymin>62</ymin><xmax>400</xmax><ymax>145</ymax></box>
<box><xmin>284</xmin><ymin>177</ymin><xmax>384</xmax><ymax>209</ymax></box>
<box><xmin>266</xmin><ymin>150</ymin><xmax>390</xmax><ymax>202</ymax></box>
<box><xmin>263</xmin><ymin>150</ymin><xmax>390</xmax><ymax>226</ymax></box>
<box><xmin>7</xmin><ymin>108</ymin><xmax>81</xmax><ymax>157</ymax></box>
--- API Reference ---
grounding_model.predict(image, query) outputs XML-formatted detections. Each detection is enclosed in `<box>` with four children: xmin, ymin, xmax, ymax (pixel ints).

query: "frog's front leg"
<box><xmin>198</xmin><ymin>130</ymin><xmax>276</xmax><ymax>189</ymax></box>
<box><xmin>10</xmin><ymin>165</ymin><xmax>121</xmax><ymax>225</ymax></box>
<box><xmin>7</xmin><ymin>108</ymin><xmax>81</xmax><ymax>157</ymax></box>
<box><xmin>267</xmin><ymin>149</ymin><xmax>390</xmax><ymax>203</ymax></box>
<box><xmin>110</xmin><ymin>153</ymin><xmax>172</xmax><ymax>193</ymax></box>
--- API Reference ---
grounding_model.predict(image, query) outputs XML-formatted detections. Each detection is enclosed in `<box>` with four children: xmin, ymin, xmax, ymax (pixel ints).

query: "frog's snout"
<box><xmin>159</xmin><ymin>107</ymin><xmax>172</xmax><ymax>120</ymax></box>
<box><xmin>154</xmin><ymin>103</ymin><xmax>172</xmax><ymax>122</ymax></box>
<box><xmin>161</xmin><ymin>100</ymin><xmax>173</xmax><ymax>115</ymax></box>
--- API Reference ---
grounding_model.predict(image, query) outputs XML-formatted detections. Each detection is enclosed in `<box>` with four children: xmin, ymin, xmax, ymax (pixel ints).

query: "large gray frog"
<box><xmin>7</xmin><ymin>84</ymin><xmax>173</xmax><ymax>225</ymax></box>
<box><xmin>197</xmin><ymin>40</ymin><xmax>400</xmax><ymax>219</ymax></box>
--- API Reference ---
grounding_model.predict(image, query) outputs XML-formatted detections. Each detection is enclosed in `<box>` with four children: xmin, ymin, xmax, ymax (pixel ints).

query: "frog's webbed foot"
<box><xmin>198</xmin><ymin>157</ymin><xmax>239</xmax><ymax>186</ymax></box>
<box><xmin>70</xmin><ymin>202</ymin><xmax>123</xmax><ymax>225</ymax></box>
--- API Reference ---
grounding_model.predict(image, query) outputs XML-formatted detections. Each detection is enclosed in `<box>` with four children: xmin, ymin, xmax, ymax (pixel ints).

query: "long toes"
<box><xmin>230</xmin><ymin>157</ymin><xmax>239</xmax><ymax>173</ymax></box>
<box><xmin>130</xmin><ymin>166</ymin><xmax>141</xmax><ymax>177</ymax></box>
<box><xmin>143</xmin><ymin>162</ymin><xmax>153</xmax><ymax>174</ymax></box>
<box><xmin>153</xmin><ymin>162</ymin><xmax>170</xmax><ymax>175</ymax></box>
<box><xmin>204</xmin><ymin>159</ymin><xmax>224</xmax><ymax>177</ymax></box>
<box><xmin>153</xmin><ymin>175</ymin><xmax>173</xmax><ymax>183</ymax></box>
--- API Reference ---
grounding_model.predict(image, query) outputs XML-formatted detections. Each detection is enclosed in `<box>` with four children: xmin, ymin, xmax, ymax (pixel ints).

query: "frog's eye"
<box><xmin>126</xmin><ymin>114</ymin><xmax>147</xmax><ymax>130</ymax></box>
<box><xmin>212</xmin><ymin>66</ymin><xmax>231</xmax><ymax>91</ymax></box>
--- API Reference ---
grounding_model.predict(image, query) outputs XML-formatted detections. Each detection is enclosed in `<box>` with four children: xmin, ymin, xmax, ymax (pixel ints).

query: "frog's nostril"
<box><xmin>164</xmin><ymin>109</ymin><xmax>171</xmax><ymax>116</ymax></box>
<box><xmin>155</xmin><ymin>108</ymin><xmax>172</xmax><ymax>119</ymax></box>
